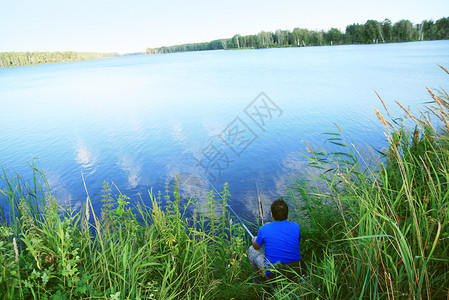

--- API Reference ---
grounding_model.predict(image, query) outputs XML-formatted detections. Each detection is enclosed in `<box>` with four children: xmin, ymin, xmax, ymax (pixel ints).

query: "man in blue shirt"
<box><xmin>248</xmin><ymin>198</ymin><xmax>301</xmax><ymax>280</ymax></box>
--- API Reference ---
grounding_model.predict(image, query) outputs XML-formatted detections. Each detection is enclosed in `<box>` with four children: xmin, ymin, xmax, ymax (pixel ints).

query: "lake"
<box><xmin>1</xmin><ymin>41</ymin><xmax>448</xmax><ymax>221</ymax></box>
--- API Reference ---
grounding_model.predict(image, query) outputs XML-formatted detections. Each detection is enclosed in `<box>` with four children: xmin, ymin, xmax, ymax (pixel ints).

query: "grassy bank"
<box><xmin>0</xmin><ymin>168</ymin><xmax>262</xmax><ymax>299</ymax></box>
<box><xmin>1</xmin><ymin>67</ymin><xmax>448</xmax><ymax>299</ymax></box>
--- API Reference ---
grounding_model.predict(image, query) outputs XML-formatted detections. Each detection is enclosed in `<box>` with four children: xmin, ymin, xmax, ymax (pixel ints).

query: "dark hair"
<box><xmin>271</xmin><ymin>198</ymin><xmax>288</xmax><ymax>221</ymax></box>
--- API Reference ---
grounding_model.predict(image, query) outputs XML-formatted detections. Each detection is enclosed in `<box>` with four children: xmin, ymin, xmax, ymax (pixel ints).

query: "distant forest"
<box><xmin>0</xmin><ymin>52</ymin><xmax>119</xmax><ymax>68</ymax></box>
<box><xmin>147</xmin><ymin>17</ymin><xmax>449</xmax><ymax>54</ymax></box>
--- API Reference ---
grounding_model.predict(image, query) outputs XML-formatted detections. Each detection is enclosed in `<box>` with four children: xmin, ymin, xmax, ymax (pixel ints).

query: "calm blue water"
<box><xmin>1</xmin><ymin>41</ymin><xmax>448</xmax><ymax>220</ymax></box>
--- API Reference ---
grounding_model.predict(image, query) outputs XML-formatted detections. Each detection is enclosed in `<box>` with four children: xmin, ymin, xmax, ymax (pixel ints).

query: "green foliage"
<box><xmin>0</xmin><ymin>226</ymin><xmax>22</xmax><ymax>299</ymax></box>
<box><xmin>148</xmin><ymin>17</ymin><xmax>449</xmax><ymax>54</ymax></box>
<box><xmin>289</xmin><ymin>178</ymin><xmax>343</xmax><ymax>257</ymax></box>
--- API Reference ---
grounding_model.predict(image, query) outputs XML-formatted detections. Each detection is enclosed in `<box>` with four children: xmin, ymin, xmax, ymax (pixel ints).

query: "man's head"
<box><xmin>271</xmin><ymin>198</ymin><xmax>288</xmax><ymax>221</ymax></box>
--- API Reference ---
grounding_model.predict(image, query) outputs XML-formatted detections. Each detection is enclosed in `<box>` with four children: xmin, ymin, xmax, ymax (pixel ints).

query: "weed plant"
<box><xmin>0</xmin><ymin>169</ymin><xmax>255</xmax><ymax>299</ymax></box>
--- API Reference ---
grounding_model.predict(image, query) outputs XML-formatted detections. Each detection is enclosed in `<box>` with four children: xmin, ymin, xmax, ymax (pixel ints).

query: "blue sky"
<box><xmin>1</xmin><ymin>0</ymin><xmax>448</xmax><ymax>53</ymax></box>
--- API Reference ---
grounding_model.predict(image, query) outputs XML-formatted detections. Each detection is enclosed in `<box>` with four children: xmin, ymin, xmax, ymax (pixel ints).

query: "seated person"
<box><xmin>248</xmin><ymin>198</ymin><xmax>301</xmax><ymax>281</ymax></box>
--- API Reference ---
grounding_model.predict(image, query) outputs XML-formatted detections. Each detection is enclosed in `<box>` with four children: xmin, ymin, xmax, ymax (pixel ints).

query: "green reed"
<box><xmin>287</xmin><ymin>65</ymin><xmax>449</xmax><ymax>299</ymax></box>
<box><xmin>0</xmin><ymin>160</ymin><xmax>50</xmax><ymax>234</ymax></box>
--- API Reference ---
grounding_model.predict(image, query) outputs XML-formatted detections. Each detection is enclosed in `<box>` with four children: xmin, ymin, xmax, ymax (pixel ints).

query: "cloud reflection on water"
<box><xmin>118</xmin><ymin>156</ymin><xmax>143</xmax><ymax>189</ymax></box>
<box><xmin>74</xmin><ymin>141</ymin><xmax>97</xmax><ymax>175</ymax></box>
<box><xmin>45</xmin><ymin>172</ymin><xmax>78</xmax><ymax>210</ymax></box>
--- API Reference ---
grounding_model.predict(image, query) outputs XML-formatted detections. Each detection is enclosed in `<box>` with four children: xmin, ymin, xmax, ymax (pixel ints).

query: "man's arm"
<box><xmin>251</xmin><ymin>236</ymin><xmax>262</xmax><ymax>250</ymax></box>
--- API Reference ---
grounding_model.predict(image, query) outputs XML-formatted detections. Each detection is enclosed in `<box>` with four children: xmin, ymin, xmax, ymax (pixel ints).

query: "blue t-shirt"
<box><xmin>255</xmin><ymin>220</ymin><xmax>301</xmax><ymax>266</ymax></box>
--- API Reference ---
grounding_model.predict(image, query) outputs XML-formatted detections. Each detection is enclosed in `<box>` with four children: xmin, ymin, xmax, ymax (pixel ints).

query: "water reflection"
<box><xmin>0</xmin><ymin>41</ymin><xmax>447</xmax><ymax>219</ymax></box>
<box><xmin>172</xmin><ymin>123</ymin><xmax>184</xmax><ymax>143</ymax></box>
<box><xmin>46</xmin><ymin>172</ymin><xmax>78</xmax><ymax>210</ymax></box>
<box><xmin>176</xmin><ymin>173</ymin><xmax>225</xmax><ymax>218</ymax></box>
<box><xmin>118</xmin><ymin>156</ymin><xmax>143</xmax><ymax>188</ymax></box>
<box><xmin>73</xmin><ymin>141</ymin><xmax>97</xmax><ymax>174</ymax></box>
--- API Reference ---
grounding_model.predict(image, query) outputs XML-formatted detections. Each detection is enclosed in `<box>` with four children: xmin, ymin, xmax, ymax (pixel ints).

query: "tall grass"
<box><xmin>0</xmin><ymin>161</ymin><xmax>50</xmax><ymax>234</ymax></box>
<box><xmin>0</xmin><ymin>169</ymin><xmax>255</xmax><ymax>299</ymax></box>
<box><xmin>288</xmin><ymin>65</ymin><xmax>449</xmax><ymax>299</ymax></box>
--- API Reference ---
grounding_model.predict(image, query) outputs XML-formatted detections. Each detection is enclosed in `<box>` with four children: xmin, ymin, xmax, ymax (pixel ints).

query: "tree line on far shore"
<box><xmin>146</xmin><ymin>17</ymin><xmax>449</xmax><ymax>54</ymax></box>
<box><xmin>0</xmin><ymin>52</ymin><xmax>119</xmax><ymax>68</ymax></box>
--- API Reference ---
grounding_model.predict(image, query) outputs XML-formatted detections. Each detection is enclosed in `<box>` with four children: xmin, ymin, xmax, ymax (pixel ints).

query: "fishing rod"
<box><xmin>255</xmin><ymin>182</ymin><xmax>264</xmax><ymax>226</ymax></box>
<box><xmin>201</xmin><ymin>175</ymin><xmax>254</xmax><ymax>238</ymax></box>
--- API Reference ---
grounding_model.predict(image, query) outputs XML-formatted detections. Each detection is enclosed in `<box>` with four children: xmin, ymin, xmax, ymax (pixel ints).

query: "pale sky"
<box><xmin>1</xmin><ymin>0</ymin><xmax>448</xmax><ymax>54</ymax></box>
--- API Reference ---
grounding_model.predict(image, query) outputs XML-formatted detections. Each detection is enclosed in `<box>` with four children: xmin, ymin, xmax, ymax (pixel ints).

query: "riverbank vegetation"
<box><xmin>147</xmin><ymin>17</ymin><xmax>449</xmax><ymax>54</ymax></box>
<box><xmin>0</xmin><ymin>169</ymin><xmax>257</xmax><ymax>299</ymax></box>
<box><xmin>287</xmin><ymin>65</ymin><xmax>449</xmax><ymax>299</ymax></box>
<box><xmin>1</xmin><ymin>67</ymin><xmax>448</xmax><ymax>299</ymax></box>
<box><xmin>0</xmin><ymin>52</ymin><xmax>119</xmax><ymax>68</ymax></box>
